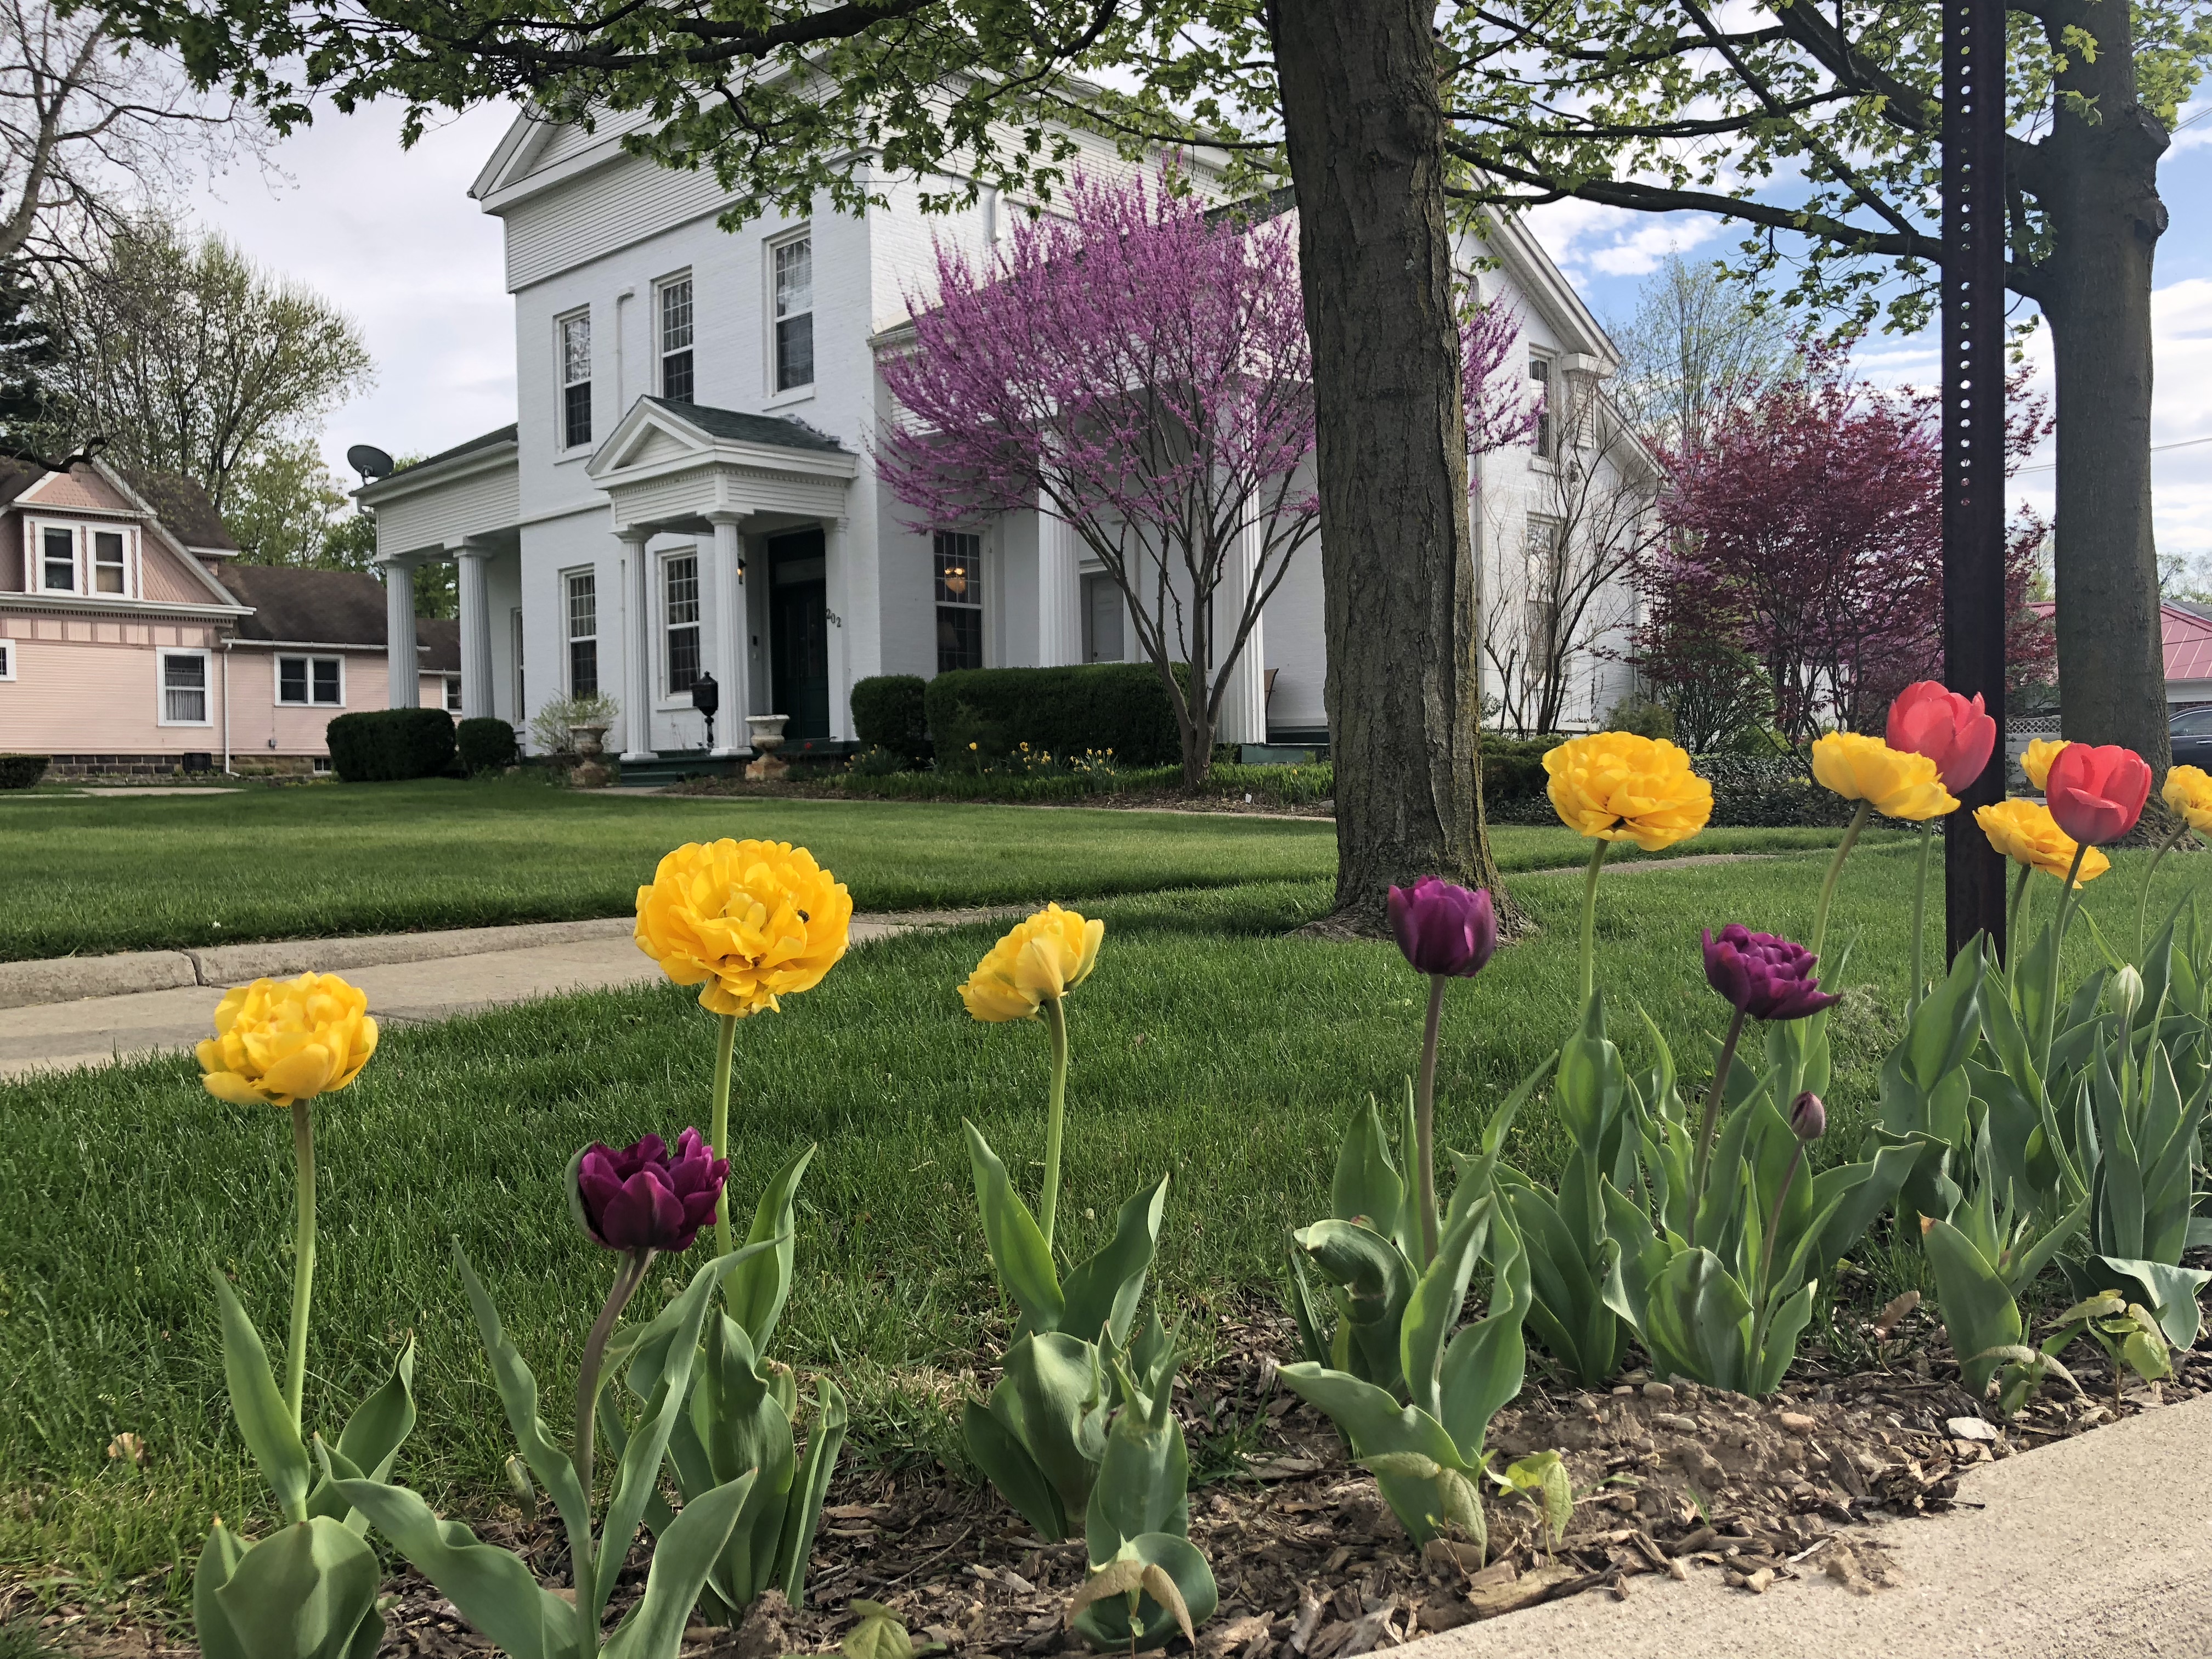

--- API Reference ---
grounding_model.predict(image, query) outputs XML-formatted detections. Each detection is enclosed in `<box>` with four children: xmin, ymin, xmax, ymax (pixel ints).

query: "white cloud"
<box><xmin>1522</xmin><ymin>198</ymin><xmax>1726</xmax><ymax>281</ymax></box>
<box><xmin>181</xmin><ymin>99</ymin><xmax>518</xmax><ymax>482</ymax></box>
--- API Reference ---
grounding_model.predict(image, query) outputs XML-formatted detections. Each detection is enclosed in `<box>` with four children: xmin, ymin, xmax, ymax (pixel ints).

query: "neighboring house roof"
<box><xmin>216</xmin><ymin>562</ymin><xmax>448</xmax><ymax>657</ymax></box>
<box><xmin>2031</xmin><ymin>600</ymin><xmax>2212</xmax><ymax>684</ymax></box>
<box><xmin>119</xmin><ymin>469</ymin><xmax>239</xmax><ymax>552</ymax></box>
<box><xmin>417</xmin><ymin>616</ymin><xmax>462</xmax><ymax>673</ymax></box>
<box><xmin>637</xmin><ymin>397</ymin><xmax>851</xmax><ymax>454</ymax></box>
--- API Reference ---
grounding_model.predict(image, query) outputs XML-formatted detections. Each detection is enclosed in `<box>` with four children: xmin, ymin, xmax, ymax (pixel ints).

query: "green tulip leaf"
<box><xmin>333</xmin><ymin>1478</ymin><xmax>576</xmax><ymax>1659</ymax></box>
<box><xmin>696</xmin><ymin>1314</ymin><xmax>795</xmax><ymax>1608</ymax></box>
<box><xmin>1283</xmin><ymin>1243</ymin><xmax>1332</xmax><ymax>1369</ymax></box>
<box><xmin>1059</xmin><ymin>1176</ymin><xmax>1169</xmax><ymax>1349</ymax></box>
<box><xmin>2086</xmin><ymin>1256</ymin><xmax>2211</xmax><ymax>1351</ymax></box>
<box><xmin>724</xmin><ymin>1143</ymin><xmax>816</xmax><ymax>1352</ymax></box>
<box><xmin>454</xmin><ymin>1244</ymin><xmax>594</xmax><ymax>1565</ymax></box>
<box><xmin>212</xmin><ymin>1517</ymin><xmax>382</xmax><ymax>1659</ymax></box>
<box><xmin>994</xmin><ymin>1331</ymin><xmax>1108</xmax><ymax>1525</ymax></box>
<box><xmin>193</xmin><ymin>1518</ymin><xmax>249</xmax><ymax>1659</ymax></box>
<box><xmin>602</xmin><ymin>1471</ymin><xmax>758</xmax><ymax>1659</ymax></box>
<box><xmin>1641</xmin><ymin>1248</ymin><xmax>1753</xmax><ymax>1395</ymax></box>
<box><xmin>776</xmin><ymin>1375</ymin><xmax>848</xmax><ymax>1605</ymax></box>
<box><xmin>843</xmin><ymin>1601</ymin><xmax>941</xmax><ymax>1659</ymax></box>
<box><xmin>1085</xmin><ymin>1354</ymin><xmax>1188</xmax><ymax>1562</ymax></box>
<box><xmin>1924</xmin><ymin>1219</ymin><xmax>2023</xmax><ymax>1398</ymax></box>
<box><xmin>965</xmin><ymin>1121</ymin><xmax>1066</xmax><ymax>1332</ymax></box>
<box><xmin>1070</xmin><ymin>1533</ymin><xmax>1217</xmax><ymax>1652</ymax></box>
<box><xmin>964</xmin><ymin>1390</ymin><xmax>1070</xmax><ymax>1542</ymax></box>
<box><xmin>1400</xmin><ymin>1197</ymin><xmax>1489</xmax><ymax>1424</ymax></box>
<box><xmin>208</xmin><ymin>1269</ymin><xmax>312</xmax><ymax>1523</ymax></box>
<box><xmin>1437</xmin><ymin>1203</ymin><xmax>1531</xmax><ymax>1460</ymax></box>
<box><xmin>1328</xmin><ymin>1099</ymin><xmax>1407</xmax><ymax>1244</ymax></box>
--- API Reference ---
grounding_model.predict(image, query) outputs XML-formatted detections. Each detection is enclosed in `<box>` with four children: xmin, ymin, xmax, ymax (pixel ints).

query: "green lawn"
<box><xmin>8</xmin><ymin>829</ymin><xmax>2203</xmax><ymax>1609</ymax></box>
<box><xmin>0</xmin><ymin>776</ymin><xmax>1871</xmax><ymax>961</ymax></box>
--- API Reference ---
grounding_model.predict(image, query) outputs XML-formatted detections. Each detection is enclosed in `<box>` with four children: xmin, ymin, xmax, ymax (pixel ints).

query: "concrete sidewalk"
<box><xmin>1409</xmin><ymin>1393</ymin><xmax>2212</xmax><ymax>1659</ymax></box>
<box><xmin>0</xmin><ymin>910</ymin><xmax>1011</xmax><ymax>1080</ymax></box>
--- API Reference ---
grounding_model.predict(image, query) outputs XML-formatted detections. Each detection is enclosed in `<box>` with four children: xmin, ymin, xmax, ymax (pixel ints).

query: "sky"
<box><xmin>183</xmin><ymin>93</ymin><xmax>2212</xmax><ymax>555</ymax></box>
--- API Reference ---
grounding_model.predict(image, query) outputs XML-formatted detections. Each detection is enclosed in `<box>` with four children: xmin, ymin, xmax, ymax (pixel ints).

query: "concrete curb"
<box><xmin>0</xmin><ymin>949</ymin><xmax>200</xmax><ymax>1009</ymax></box>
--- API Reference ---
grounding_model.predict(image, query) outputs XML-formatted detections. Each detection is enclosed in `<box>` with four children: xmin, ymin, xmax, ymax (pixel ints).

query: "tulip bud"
<box><xmin>1387</xmin><ymin>877</ymin><xmax>1499</xmax><ymax>979</ymax></box>
<box><xmin>2111</xmin><ymin>965</ymin><xmax>2145</xmax><ymax>1023</ymax></box>
<box><xmin>1790</xmin><ymin>1091</ymin><xmax>1826</xmax><ymax>1141</ymax></box>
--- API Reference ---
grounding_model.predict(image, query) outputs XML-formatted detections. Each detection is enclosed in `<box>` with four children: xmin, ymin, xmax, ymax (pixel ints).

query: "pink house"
<box><xmin>0</xmin><ymin>460</ymin><xmax>459</xmax><ymax>778</ymax></box>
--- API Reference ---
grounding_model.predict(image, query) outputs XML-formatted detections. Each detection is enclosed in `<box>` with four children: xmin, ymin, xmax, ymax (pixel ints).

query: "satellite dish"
<box><xmin>347</xmin><ymin>444</ymin><xmax>396</xmax><ymax>482</ymax></box>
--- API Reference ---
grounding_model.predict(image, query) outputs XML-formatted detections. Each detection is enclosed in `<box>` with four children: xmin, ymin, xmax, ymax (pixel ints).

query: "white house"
<box><xmin>358</xmin><ymin>109</ymin><xmax>1654</xmax><ymax>768</ymax></box>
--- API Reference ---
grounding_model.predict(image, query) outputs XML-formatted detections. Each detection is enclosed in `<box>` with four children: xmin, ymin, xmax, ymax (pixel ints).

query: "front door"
<box><xmin>768</xmin><ymin>528</ymin><xmax>830</xmax><ymax>740</ymax></box>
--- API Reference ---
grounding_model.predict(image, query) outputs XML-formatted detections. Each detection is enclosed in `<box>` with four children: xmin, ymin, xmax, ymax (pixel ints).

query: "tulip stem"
<box><xmin>2135</xmin><ymin>822</ymin><xmax>2191</xmax><ymax>957</ymax></box>
<box><xmin>1809</xmin><ymin>801</ymin><xmax>1871</xmax><ymax>970</ymax></box>
<box><xmin>283</xmin><ymin>1101</ymin><xmax>316</xmax><ymax>1477</ymax></box>
<box><xmin>1687</xmin><ymin>1005</ymin><xmax>1748</xmax><ymax>1252</ymax></box>
<box><xmin>1040</xmin><ymin>995</ymin><xmax>1069</xmax><ymax>1254</ymax></box>
<box><xmin>1909</xmin><ymin>822</ymin><xmax>1933</xmax><ymax>1012</ymax></box>
<box><xmin>1750</xmin><ymin>1141</ymin><xmax>1808</xmax><ymax>1366</ymax></box>
<box><xmin>572</xmin><ymin>1245</ymin><xmax>652</xmax><ymax>1626</ymax></box>
<box><xmin>2043</xmin><ymin>841</ymin><xmax>2090</xmax><ymax>1074</ymax></box>
<box><xmin>710</xmin><ymin>1011</ymin><xmax>737</xmax><ymax>1262</ymax></box>
<box><xmin>1414</xmin><ymin>974</ymin><xmax>1447</xmax><ymax>1268</ymax></box>
<box><xmin>1578</xmin><ymin>838</ymin><xmax>1610</xmax><ymax>1005</ymax></box>
<box><xmin>2006</xmin><ymin>859</ymin><xmax>2032</xmax><ymax>967</ymax></box>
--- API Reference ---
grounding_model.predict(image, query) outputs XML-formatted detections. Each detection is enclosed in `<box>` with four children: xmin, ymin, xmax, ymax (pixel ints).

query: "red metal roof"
<box><xmin>2030</xmin><ymin>600</ymin><xmax>2212</xmax><ymax>684</ymax></box>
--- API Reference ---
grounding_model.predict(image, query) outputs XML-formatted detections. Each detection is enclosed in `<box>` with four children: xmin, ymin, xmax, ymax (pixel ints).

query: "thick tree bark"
<box><xmin>2039</xmin><ymin>0</ymin><xmax>2171</xmax><ymax>771</ymax></box>
<box><xmin>1270</xmin><ymin>0</ymin><xmax>1507</xmax><ymax>927</ymax></box>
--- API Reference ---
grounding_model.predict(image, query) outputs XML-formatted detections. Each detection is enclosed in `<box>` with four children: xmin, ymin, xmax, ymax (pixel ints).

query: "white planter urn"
<box><xmin>744</xmin><ymin>713</ymin><xmax>791</xmax><ymax>780</ymax></box>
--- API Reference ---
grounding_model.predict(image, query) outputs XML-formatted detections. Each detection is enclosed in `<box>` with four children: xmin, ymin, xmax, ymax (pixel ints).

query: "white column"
<box><xmin>381</xmin><ymin>556</ymin><xmax>419</xmax><ymax>708</ymax></box>
<box><xmin>455</xmin><ymin>543</ymin><xmax>495</xmax><ymax>720</ymax></box>
<box><xmin>1216</xmin><ymin>514</ymin><xmax>1268</xmax><ymax>745</ymax></box>
<box><xmin>619</xmin><ymin>529</ymin><xmax>654</xmax><ymax>761</ymax></box>
<box><xmin>708</xmin><ymin>512</ymin><xmax>750</xmax><ymax>755</ymax></box>
<box><xmin>1037</xmin><ymin>499</ymin><xmax>1083</xmax><ymax>666</ymax></box>
<box><xmin>825</xmin><ymin>516</ymin><xmax>852</xmax><ymax>737</ymax></box>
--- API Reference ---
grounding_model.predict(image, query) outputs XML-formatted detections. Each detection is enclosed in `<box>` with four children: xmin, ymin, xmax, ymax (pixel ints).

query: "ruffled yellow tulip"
<box><xmin>1543</xmin><ymin>732</ymin><xmax>1713</xmax><ymax>851</ymax></box>
<box><xmin>198</xmin><ymin>972</ymin><xmax>378</xmax><ymax>1108</ymax></box>
<box><xmin>2021</xmin><ymin>738</ymin><xmax>2069</xmax><ymax>792</ymax></box>
<box><xmin>634</xmin><ymin>839</ymin><xmax>852</xmax><ymax>1018</ymax></box>
<box><xmin>960</xmin><ymin>903</ymin><xmax>1104</xmax><ymax>1022</ymax></box>
<box><xmin>1975</xmin><ymin>799</ymin><xmax>2109</xmax><ymax>887</ymax></box>
<box><xmin>1810</xmin><ymin>732</ymin><xmax>1959</xmax><ymax>822</ymax></box>
<box><xmin>2163</xmin><ymin>764</ymin><xmax>2212</xmax><ymax>832</ymax></box>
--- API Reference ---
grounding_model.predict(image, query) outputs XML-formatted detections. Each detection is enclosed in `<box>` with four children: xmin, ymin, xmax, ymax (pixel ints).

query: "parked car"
<box><xmin>2171</xmin><ymin>707</ymin><xmax>2212</xmax><ymax>770</ymax></box>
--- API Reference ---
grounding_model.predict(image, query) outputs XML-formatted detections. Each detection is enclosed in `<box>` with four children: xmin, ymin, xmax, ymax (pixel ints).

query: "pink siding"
<box><xmin>23</xmin><ymin>469</ymin><xmax>127</xmax><ymax>512</ymax></box>
<box><xmin>0</xmin><ymin>499</ymin><xmax>216</xmax><ymax>604</ymax></box>
<box><xmin>227</xmin><ymin>646</ymin><xmax>402</xmax><ymax>758</ymax></box>
<box><xmin>137</xmin><ymin>537</ymin><xmax>217</xmax><ymax>603</ymax></box>
<box><xmin>0</xmin><ymin>618</ymin><xmax>229</xmax><ymax>755</ymax></box>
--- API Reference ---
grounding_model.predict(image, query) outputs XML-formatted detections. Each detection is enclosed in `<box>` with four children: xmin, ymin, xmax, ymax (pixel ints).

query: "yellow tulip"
<box><xmin>634</xmin><ymin>839</ymin><xmax>853</xmax><ymax>1018</ymax></box>
<box><xmin>1810</xmin><ymin>732</ymin><xmax>1959</xmax><ymax>822</ymax></box>
<box><xmin>1975</xmin><ymin>798</ymin><xmax>2110</xmax><ymax>887</ymax></box>
<box><xmin>2021</xmin><ymin>738</ymin><xmax>2069</xmax><ymax>792</ymax></box>
<box><xmin>960</xmin><ymin>903</ymin><xmax>1104</xmax><ymax>1022</ymax></box>
<box><xmin>1542</xmin><ymin>732</ymin><xmax>1713</xmax><ymax>851</ymax></box>
<box><xmin>2163</xmin><ymin>764</ymin><xmax>2212</xmax><ymax>832</ymax></box>
<box><xmin>198</xmin><ymin>972</ymin><xmax>378</xmax><ymax>1108</ymax></box>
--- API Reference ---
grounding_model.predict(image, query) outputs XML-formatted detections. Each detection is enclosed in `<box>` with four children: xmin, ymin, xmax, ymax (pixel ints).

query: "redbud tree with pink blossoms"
<box><xmin>877</xmin><ymin>171</ymin><xmax>1536</xmax><ymax>787</ymax></box>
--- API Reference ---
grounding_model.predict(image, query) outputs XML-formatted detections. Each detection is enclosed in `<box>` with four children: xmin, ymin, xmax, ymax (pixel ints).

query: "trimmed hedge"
<box><xmin>1697</xmin><ymin>753</ymin><xmax>1855</xmax><ymax>828</ymax></box>
<box><xmin>924</xmin><ymin>663</ymin><xmax>1188</xmax><ymax>767</ymax></box>
<box><xmin>1479</xmin><ymin>733</ymin><xmax>1569</xmax><ymax>802</ymax></box>
<box><xmin>850</xmin><ymin>674</ymin><xmax>930</xmax><ymax>761</ymax></box>
<box><xmin>326</xmin><ymin>708</ymin><xmax>458</xmax><ymax>783</ymax></box>
<box><xmin>457</xmin><ymin>717</ymin><xmax>519</xmax><ymax>775</ymax></box>
<box><xmin>0</xmin><ymin>754</ymin><xmax>47</xmax><ymax>789</ymax></box>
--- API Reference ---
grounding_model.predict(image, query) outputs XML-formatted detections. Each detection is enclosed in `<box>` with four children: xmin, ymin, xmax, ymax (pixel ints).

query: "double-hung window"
<box><xmin>566</xmin><ymin>570</ymin><xmax>599</xmax><ymax>696</ymax></box>
<box><xmin>160</xmin><ymin>650</ymin><xmax>210</xmax><ymax>725</ymax></box>
<box><xmin>278</xmin><ymin>653</ymin><xmax>343</xmax><ymax>707</ymax></box>
<box><xmin>38</xmin><ymin>524</ymin><xmax>75</xmax><ymax>591</ymax></box>
<box><xmin>1530</xmin><ymin>354</ymin><xmax>1556</xmax><ymax>459</ymax></box>
<box><xmin>559</xmin><ymin>311</ymin><xmax>593</xmax><ymax>449</ymax></box>
<box><xmin>663</xmin><ymin>552</ymin><xmax>702</xmax><ymax>694</ymax></box>
<box><xmin>0</xmin><ymin>639</ymin><xmax>14</xmax><ymax>680</ymax></box>
<box><xmin>772</xmin><ymin>236</ymin><xmax>814</xmax><ymax>392</ymax></box>
<box><xmin>658</xmin><ymin>277</ymin><xmax>695</xmax><ymax>403</ymax></box>
<box><xmin>1082</xmin><ymin>573</ymin><xmax>1124</xmax><ymax>663</ymax></box>
<box><xmin>93</xmin><ymin>529</ymin><xmax>127</xmax><ymax>594</ymax></box>
<box><xmin>934</xmin><ymin>531</ymin><xmax>984</xmax><ymax>673</ymax></box>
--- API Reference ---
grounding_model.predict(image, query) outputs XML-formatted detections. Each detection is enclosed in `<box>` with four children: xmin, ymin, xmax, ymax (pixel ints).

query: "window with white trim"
<box><xmin>934</xmin><ymin>530</ymin><xmax>984</xmax><ymax>673</ymax></box>
<box><xmin>559</xmin><ymin>311</ymin><xmax>593</xmax><ymax>449</ymax></box>
<box><xmin>160</xmin><ymin>649</ymin><xmax>211</xmax><ymax>725</ymax></box>
<box><xmin>445</xmin><ymin>674</ymin><xmax>462</xmax><ymax>713</ymax></box>
<box><xmin>93</xmin><ymin>529</ymin><xmax>128</xmax><ymax>595</ymax></box>
<box><xmin>0</xmin><ymin>638</ymin><xmax>13</xmax><ymax>680</ymax></box>
<box><xmin>663</xmin><ymin>551</ymin><xmax>701</xmax><ymax>694</ymax></box>
<box><xmin>658</xmin><ymin>276</ymin><xmax>695</xmax><ymax>403</ymax></box>
<box><xmin>278</xmin><ymin>653</ymin><xmax>343</xmax><ymax>707</ymax></box>
<box><xmin>1530</xmin><ymin>354</ymin><xmax>1556</xmax><ymax>459</ymax></box>
<box><xmin>565</xmin><ymin>569</ymin><xmax>599</xmax><ymax>696</ymax></box>
<box><xmin>772</xmin><ymin>235</ymin><xmax>814</xmax><ymax>392</ymax></box>
<box><xmin>36</xmin><ymin>523</ymin><xmax>75</xmax><ymax>592</ymax></box>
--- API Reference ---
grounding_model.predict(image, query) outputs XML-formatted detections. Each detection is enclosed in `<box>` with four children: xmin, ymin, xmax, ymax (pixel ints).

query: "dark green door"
<box><xmin>769</xmin><ymin>529</ymin><xmax>830</xmax><ymax>740</ymax></box>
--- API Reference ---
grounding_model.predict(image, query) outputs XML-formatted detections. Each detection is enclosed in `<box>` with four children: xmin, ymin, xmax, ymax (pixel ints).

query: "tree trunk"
<box><xmin>2039</xmin><ymin>1</ymin><xmax>2171</xmax><ymax>772</ymax></box>
<box><xmin>1271</xmin><ymin>0</ymin><xmax>1508</xmax><ymax>927</ymax></box>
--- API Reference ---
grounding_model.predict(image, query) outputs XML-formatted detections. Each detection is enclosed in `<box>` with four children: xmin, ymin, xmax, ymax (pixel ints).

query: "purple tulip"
<box><xmin>1701</xmin><ymin>924</ymin><xmax>1841</xmax><ymax>1023</ymax></box>
<box><xmin>1791</xmin><ymin>1091</ymin><xmax>1827</xmax><ymax>1141</ymax></box>
<box><xmin>1387</xmin><ymin>877</ymin><xmax>1499</xmax><ymax>979</ymax></box>
<box><xmin>573</xmin><ymin>1129</ymin><xmax>728</xmax><ymax>1252</ymax></box>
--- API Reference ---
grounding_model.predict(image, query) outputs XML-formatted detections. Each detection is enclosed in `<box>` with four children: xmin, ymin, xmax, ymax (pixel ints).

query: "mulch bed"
<box><xmin>25</xmin><ymin>1297</ymin><xmax>2210</xmax><ymax>1659</ymax></box>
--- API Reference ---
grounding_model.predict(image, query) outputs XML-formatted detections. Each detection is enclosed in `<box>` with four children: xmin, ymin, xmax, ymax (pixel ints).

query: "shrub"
<box><xmin>1697</xmin><ymin>753</ymin><xmax>1854</xmax><ymax>827</ymax></box>
<box><xmin>850</xmin><ymin>674</ymin><xmax>930</xmax><ymax>761</ymax></box>
<box><xmin>326</xmin><ymin>708</ymin><xmax>458</xmax><ymax>782</ymax></box>
<box><xmin>0</xmin><ymin>754</ymin><xmax>47</xmax><ymax>789</ymax></box>
<box><xmin>456</xmin><ymin>717</ymin><xmax>518</xmax><ymax>774</ymax></box>
<box><xmin>527</xmin><ymin>691</ymin><xmax>619</xmax><ymax>755</ymax></box>
<box><xmin>1602</xmin><ymin>694</ymin><xmax>1677</xmax><ymax>741</ymax></box>
<box><xmin>924</xmin><ymin>663</ymin><xmax>1186</xmax><ymax>768</ymax></box>
<box><xmin>1479</xmin><ymin>733</ymin><xmax>1569</xmax><ymax>802</ymax></box>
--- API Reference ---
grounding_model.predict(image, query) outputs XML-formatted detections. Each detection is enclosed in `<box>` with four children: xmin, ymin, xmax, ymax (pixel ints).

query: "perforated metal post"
<box><xmin>1943</xmin><ymin>0</ymin><xmax>2011</xmax><ymax>961</ymax></box>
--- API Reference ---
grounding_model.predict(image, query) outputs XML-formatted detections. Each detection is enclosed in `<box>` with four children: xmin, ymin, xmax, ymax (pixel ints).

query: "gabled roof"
<box><xmin>2032</xmin><ymin>599</ymin><xmax>2212</xmax><ymax>684</ymax></box>
<box><xmin>118</xmin><ymin>469</ymin><xmax>238</xmax><ymax>552</ymax></box>
<box><xmin>383</xmin><ymin>425</ymin><xmax>521</xmax><ymax>480</ymax></box>
<box><xmin>585</xmin><ymin>396</ymin><xmax>857</xmax><ymax>490</ymax></box>
<box><xmin>218</xmin><ymin>563</ymin><xmax>394</xmax><ymax>647</ymax></box>
<box><xmin>639</xmin><ymin>397</ymin><xmax>849</xmax><ymax>454</ymax></box>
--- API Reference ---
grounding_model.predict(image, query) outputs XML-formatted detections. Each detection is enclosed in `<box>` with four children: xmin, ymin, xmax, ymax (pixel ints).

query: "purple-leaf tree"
<box><xmin>879</xmin><ymin>171</ymin><xmax>1533</xmax><ymax>787</ymax></box>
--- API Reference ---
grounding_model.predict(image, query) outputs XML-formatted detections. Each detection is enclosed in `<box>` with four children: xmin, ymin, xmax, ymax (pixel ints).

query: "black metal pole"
<box><xmin>1942</xmin><ymin>0</ymin><xmax>2011</xmax><ymax>962</ymax></box>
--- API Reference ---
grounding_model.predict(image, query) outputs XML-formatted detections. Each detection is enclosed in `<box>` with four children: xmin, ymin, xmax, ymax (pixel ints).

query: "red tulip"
<box><xmin>2044</xmin><ymin>743</ymin><xmax>2152</xmax><ymax>847</ymax></box>
<box><xmin>1886</xmin><ymin>681</ymin><xmax>1997</xmax><ymax>794</ymax></box>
